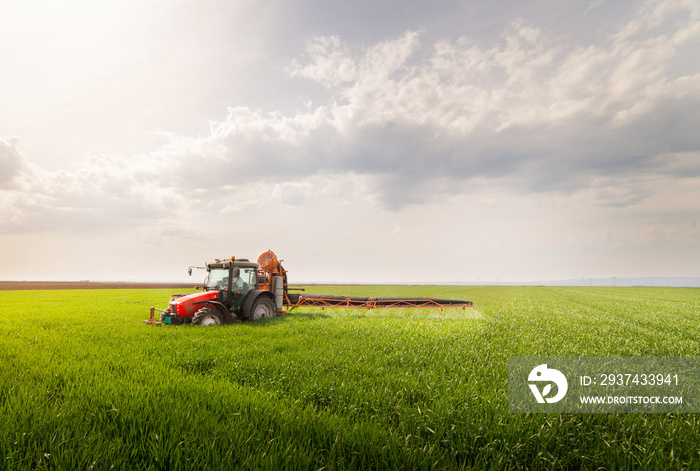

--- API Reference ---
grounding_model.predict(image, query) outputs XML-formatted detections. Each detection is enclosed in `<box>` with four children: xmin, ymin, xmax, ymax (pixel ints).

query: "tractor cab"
<box><xmin>204</xmin><ymin>258</ymin><xmax>259</xmax><ymax>309</ymax></box>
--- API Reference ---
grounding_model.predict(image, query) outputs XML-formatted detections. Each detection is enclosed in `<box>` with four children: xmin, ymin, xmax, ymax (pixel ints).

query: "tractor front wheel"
<box><xmin>191</xmin><ymin>307</ymin><xmax>224</xmax><ymax>326</ymax></box>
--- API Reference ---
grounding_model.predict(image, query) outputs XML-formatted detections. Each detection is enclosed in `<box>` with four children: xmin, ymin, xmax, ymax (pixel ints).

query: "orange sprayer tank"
<box><xmin>257</xmin><ymin>250</ymin><xmax>284</xmax><ymax>275</ymax></box>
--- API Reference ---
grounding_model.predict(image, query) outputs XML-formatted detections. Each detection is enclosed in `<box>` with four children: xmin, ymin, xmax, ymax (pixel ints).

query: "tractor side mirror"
<box><xmin>188</xmin><ymin>267</ymin><xmax>192</xmax><ymax>276</ymax></box>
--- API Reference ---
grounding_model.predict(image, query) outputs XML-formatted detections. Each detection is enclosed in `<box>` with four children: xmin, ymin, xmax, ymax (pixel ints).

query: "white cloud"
<box><xmin>0</xmin><ymin>137</ymin><xmax>25</xmax><ymax>186</ymax></box>
<box><xmin>281</xmin><ymin>0</ymin><xmax>700</xmax><ymax>178</ymax></box>
<box><xmin>288</xmin><ymin>36</ymin><xmax>357</xmax><ymax>87</ymax></box>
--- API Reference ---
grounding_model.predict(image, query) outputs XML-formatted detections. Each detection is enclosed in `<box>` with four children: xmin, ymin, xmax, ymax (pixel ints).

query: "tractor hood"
<box><xmin>169</xmin><ymin>291</ymin><xmax>219</xmax><ymax>318</ymax></box>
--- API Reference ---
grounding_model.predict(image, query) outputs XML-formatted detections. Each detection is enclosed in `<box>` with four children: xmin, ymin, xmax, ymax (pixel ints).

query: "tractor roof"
<box><xmin>206</xmin><ymin>259</ymin><xmax>259</xmax><ymax>270</ymax></box>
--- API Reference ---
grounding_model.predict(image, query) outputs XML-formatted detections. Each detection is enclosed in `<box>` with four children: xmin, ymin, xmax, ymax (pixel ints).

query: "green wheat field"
<box><xmin>1</xmin><ymin>285</ymin><xmax>699</xmax><ymax>470</ymax></box>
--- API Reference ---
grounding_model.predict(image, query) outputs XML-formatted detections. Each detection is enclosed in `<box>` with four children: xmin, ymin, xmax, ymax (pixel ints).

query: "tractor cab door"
<box><xmin>228</xmin><ymin>267</ymin><xmax>257</xmax><ymax>311</ymax></box>
<box><xmin>205</xmin><ymin>267</ymin><xmax>232</xmax><ymax>305</ymax></box>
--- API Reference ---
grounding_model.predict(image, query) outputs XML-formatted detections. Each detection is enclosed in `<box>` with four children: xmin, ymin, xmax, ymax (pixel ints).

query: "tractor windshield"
<box><xmin>206</xmin><ymin>268</ymin><xmax>229</xmax><ymax>290</ymax></box>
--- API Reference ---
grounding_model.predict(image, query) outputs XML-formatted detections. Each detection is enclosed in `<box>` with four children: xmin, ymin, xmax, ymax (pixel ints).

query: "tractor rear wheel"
<box><xmin>251</xmin><ymin>296</ymin><xmax>275</xmax><ymax>320</ymax></box>
<box><xmin>191</xmin><ymin>307</ymin><xmax>224</xmax><ymax>326</ymax></box>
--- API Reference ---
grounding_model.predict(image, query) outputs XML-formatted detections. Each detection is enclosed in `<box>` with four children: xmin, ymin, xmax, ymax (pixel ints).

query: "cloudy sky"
<box><xmin>1</xmin><ymin>0</ymin><xmax>699</xmax><ymax>283</ymax></box>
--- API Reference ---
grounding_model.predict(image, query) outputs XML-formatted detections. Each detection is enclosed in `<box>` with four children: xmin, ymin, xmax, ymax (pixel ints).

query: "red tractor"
<box><xmin>146</xmin><ymin>250</ymin><xmax>472</xmax><ymax>326</ymax></box>
<box><xmin>148</xmin><ymin>250</ymin><xmax>287</xmax><ymax>325</ymax></box>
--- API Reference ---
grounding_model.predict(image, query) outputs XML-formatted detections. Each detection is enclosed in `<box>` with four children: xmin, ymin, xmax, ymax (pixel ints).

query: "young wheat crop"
<box><xmin>0</xmin><ymin>286</ymin><xmax>698</xmax><ymax>469</ymax></box>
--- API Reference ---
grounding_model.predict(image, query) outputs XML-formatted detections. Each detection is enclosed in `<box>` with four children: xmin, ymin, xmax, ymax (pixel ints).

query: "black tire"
<box><xmin>191</xmin><ymin>307</ymin><xmax>224</xmax><ymax>326</ymax></box>
<box><xmin>250</xmin><ymin>296</ymin><xmax>275</xmax><ymax>321</ymax></box>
